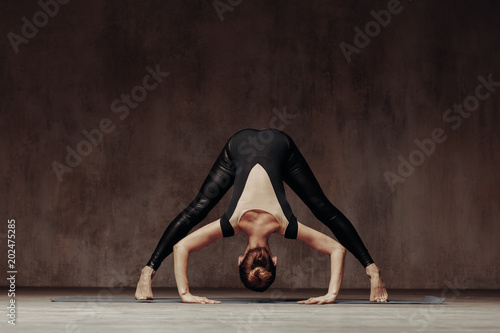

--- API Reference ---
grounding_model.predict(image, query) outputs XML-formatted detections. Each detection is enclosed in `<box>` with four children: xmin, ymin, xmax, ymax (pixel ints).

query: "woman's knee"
<box><xmin>308</xmin><ymin>196</ymin><xmax>338</xmax><ymax>220</ymax></box>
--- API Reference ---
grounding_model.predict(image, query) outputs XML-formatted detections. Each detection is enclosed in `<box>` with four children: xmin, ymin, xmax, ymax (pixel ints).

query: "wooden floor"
<box><xmin>2</xmin><ymin>288</ymin><xmax>499</xmax><ymax>332</ymax></box>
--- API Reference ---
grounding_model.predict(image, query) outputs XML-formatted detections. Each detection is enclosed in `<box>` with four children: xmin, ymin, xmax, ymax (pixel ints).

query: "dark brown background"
<box><xmin>1</xmin><ymin>0</ymin><xmax>499</xmax><ymax>289</ymax></box>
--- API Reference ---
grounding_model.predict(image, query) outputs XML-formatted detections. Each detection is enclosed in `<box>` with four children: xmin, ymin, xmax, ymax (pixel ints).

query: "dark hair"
<box><xmin>239</xmin><ymin>247</ymin><xmax>276</xmax><ymax>292</ymax></box>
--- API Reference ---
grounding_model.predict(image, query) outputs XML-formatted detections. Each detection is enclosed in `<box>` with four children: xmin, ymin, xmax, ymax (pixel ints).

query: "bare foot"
<box><xmin>135</xmin><ymin>266</ymin><xmax>155</xmax><ymax>300</ymax></box>
<box><xmin>366</xmin><ymin>264</ymin><xmax>388</xmax><ymax>302</ymax></box>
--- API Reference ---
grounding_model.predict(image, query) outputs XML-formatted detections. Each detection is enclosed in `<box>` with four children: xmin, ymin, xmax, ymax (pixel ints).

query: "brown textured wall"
<box><xmin>1</xmin><ymin>0</ymin><xmax>499</xmax><ymax>290</ymax></box>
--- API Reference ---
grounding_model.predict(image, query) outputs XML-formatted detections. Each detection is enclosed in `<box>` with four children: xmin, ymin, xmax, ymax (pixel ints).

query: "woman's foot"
<box><xmin>135</xmin><ymin>266</ymin><xmax>155</xmax><ymax>300</ymax></box>
<box><xmin>365</xmin><ymin>263</ymin><xmax>388</xmax><ymax>302</ymax></box>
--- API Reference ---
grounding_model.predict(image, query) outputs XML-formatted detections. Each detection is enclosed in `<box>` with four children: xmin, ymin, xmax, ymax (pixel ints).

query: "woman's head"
<box><xmin>238</xmin><ymin>247</ymin><xmax>277</xmax><ymax>292</ymax></box>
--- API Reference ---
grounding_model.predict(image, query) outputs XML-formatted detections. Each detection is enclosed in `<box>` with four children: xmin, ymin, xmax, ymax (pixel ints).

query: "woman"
<box><xmin>135</xmin><ymin>128</ymin><xmax>388</xmax><ymax>303</ymax></box>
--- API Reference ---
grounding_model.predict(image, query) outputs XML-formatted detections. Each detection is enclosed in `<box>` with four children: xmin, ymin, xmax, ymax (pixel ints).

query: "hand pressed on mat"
<box><xmin>180</xmin><ymin>293</ymin><xmax>221</xmax><ymax>304</ymax></box>
<box><xmin>298</xmin><ymin>293</ymin><xmax>338</xmax><ymax>305</ymax></box>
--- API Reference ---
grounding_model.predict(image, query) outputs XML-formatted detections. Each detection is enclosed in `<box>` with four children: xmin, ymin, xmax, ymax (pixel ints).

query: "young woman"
<box><xmin>135</xmin><ymin>128</ymin><xmax>388</xmax><ymax>303</ymax></box>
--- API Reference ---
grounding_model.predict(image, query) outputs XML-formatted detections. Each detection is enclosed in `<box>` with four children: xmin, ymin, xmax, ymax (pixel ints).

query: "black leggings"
<box><xmin>146</xmin><ymin>131</ymin><xmax>374</xmax><ymax>270</ymax></box>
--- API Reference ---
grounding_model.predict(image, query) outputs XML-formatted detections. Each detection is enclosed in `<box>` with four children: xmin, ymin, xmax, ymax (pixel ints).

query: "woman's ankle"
<box><xmin>365</xmin><ymin>263</ymin><xmax>381</xmax><ymax>277</ymax></box>
<box><xmin>141</xmin><ymin>266</ymin><xmax>155</xmax><ymax>278</ymax></box>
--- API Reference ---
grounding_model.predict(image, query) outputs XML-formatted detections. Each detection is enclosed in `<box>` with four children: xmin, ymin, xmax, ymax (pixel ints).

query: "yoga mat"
<box><xmin>51</xmin><ymin>296</ymin><xmax>445</xmax><ymax>304</ymax></box>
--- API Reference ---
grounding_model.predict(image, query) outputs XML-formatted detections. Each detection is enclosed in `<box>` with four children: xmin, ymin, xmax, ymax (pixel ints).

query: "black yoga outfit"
<box><xmin>146</xmin><ymin>129</ymin><xmax>374</xmax><ymax>270</ymax></box>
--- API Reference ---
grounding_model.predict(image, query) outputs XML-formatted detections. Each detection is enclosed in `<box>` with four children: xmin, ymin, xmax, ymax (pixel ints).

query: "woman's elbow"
<box><xmin>330</xmin><ymin>242</ymin><xmax>346</xmax><ymax>256</ymax></box>
<box><xmin>173</xmin><ymin>241</ymin><xmax>187</xmax><ymax>254</ymax></box>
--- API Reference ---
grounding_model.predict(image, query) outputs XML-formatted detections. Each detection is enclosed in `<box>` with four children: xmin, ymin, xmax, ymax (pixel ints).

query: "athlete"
<box><xmin>135</xmin><ymin>129</ymin><xmax>388</xmax><ymax>304</ymax></box>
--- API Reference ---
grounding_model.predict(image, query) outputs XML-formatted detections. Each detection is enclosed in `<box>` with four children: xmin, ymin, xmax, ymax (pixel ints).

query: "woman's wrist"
<box><xmin>179</xmin><ymin>290</ymin><xmax>190</xmax><ymax>298</ymax></box>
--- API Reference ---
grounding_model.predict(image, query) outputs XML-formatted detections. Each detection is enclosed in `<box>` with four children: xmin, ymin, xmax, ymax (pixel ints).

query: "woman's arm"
<box><xmin>295</xmin><ymin>221</ymin><xmax>346</xmax><ymax>304</ymax></box>
<box><xmin>173</xmin><ymin>219</ymin><xmax>225</xmax><ymax>304</ymax></box>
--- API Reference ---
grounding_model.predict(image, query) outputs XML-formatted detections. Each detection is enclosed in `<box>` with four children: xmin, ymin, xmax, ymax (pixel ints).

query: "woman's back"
<box><xmin>220</xmin><ymin>129</ymin><xmax>298</xmax><ymax>238</ymax></box>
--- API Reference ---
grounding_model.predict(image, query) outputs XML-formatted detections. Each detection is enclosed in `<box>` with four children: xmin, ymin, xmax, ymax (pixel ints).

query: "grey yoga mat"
<box><xmin>51</xmin><ymin>296</ymin><xmax>445</xmax><ymax>304</ymax></box>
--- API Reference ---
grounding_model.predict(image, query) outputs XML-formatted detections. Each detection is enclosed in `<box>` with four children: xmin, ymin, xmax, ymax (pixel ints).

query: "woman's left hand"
<box><xmin>180</xmin><ymin>293</ymin><xmax>221</xmax><ymax>304</ymax></box>
<box><xmin>297</xmin><ymin>293</ymin><xmax>337</xmax><ymax>305</ymax></box>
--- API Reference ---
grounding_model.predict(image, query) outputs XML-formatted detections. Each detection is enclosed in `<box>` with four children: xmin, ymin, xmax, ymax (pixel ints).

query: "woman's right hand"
<box><xmin>297</xmin><ymin>293</ymin><xmax>338</xmax><ymax>305</ymax></box>
<box><xmin>180</xmin><ymin>293</ymin><xmax>221</xmax><ymax>304</ymax></box>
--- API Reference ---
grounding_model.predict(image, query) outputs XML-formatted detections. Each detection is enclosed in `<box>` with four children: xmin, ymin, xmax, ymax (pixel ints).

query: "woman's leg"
<box><xmin>136</xmin><ymin>141</ymin><xmax>235</xmax><ymax>299</ymax></box>
<box><xmin>282</xmin><ymin>136</ymin><xmax>387</xmax><ymax>301</ymax></box>
<box><xmin>283</xmin><ymin>138</ymin><xmax>373</xmax><ymax>267</ymax></box>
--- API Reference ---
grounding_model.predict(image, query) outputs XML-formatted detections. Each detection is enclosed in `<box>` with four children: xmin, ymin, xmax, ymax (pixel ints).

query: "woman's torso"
<box><xmin>222</xmin><ymin>128</ymin><xmax>296</xmax><ymax>237</ymax></box>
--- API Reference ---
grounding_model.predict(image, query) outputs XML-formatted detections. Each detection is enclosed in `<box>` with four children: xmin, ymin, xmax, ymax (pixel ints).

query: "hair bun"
<box><xmin>251</xmin><ymin>267</ymin><xmax>271</xmax><ymax>280</ymax></box>
<box><xmin>250</xmin><ymin>267</ymin><xmax>261</xmax><ymax>279</ymax></box>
